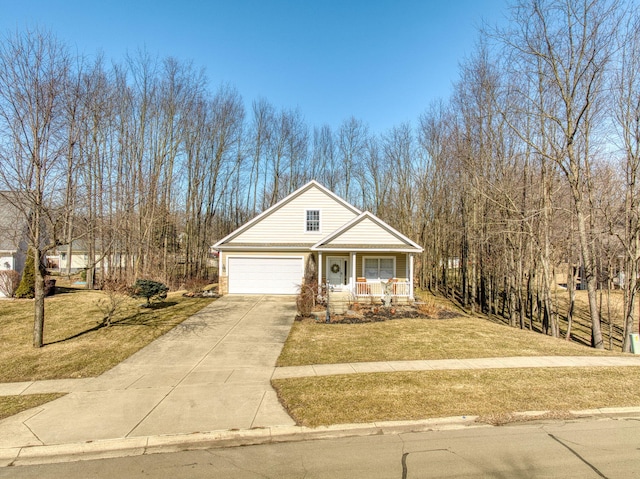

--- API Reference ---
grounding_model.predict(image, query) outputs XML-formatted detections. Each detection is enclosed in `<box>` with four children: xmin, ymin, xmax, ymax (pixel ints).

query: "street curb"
<box><xmin>0</xmin><ymin>415</ymin><xmax>483</xmax><ymax>467</ymax></box>
<box><xmin>4</xmin><ymin>407</ymin><xmax>640</xmax><ymax>467</ymax></box>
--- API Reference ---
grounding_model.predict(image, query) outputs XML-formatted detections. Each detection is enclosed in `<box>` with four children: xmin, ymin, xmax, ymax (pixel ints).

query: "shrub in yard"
<box><xmin>0</xmin><ymin>270</ymin><xmax>20</xmax><ymax>297</ymax></box>
<box><xmin>417</xmin><ymin>297</ymin><xmax>438</xmax><ymax>317</ymax></box>
<box><xmin>130</xmin><ymin>279</ymin><xmax>169</xmax><ymax>306</ymax></box>
<box><xmin>304</xmin><ymin>254</ymin><xmax>317</xmax><ymax>284</ymax></box>
<box><xmin>14</xmin><ymin>250</ymin><xmax>36</xmax><ymax>299</ymax></box>
<box><xmin>183</xmin><ymin>277</ymin><xmax>211</xmax><ymax>292</ymax></box>
<box><xmin>96</xmin><ymin>279</ymin><xmax>131</xmax><ymax>326</ymax></box>
<box><xmin>44</xmin><ymin>278</ymin><xmax>56</xmax><ymax>296</ymax></box>
<box><xmin>296</xmin><ymin>281</ymin><xmax>317</xmax><ymax>317</ymax></box>
<box><xmin>296</xmin><ymin>254</ymin><xmax>318</xmax><ymax>317</ymax></box>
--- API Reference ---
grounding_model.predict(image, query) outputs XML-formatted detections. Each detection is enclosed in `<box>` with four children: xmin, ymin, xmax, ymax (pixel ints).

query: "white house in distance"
<box><xmin>0</xmin><ymin>193</ymin><xmax>28</xmax><ymax>297</ymax></box>
<box><xmin>47</xmin><ymin>241</ymin><xmax>97</xmax><ymax>274</ymax></box>
<box><xmin>213</xmin><ymin>180</ymin><xmax>423</xmax><ymax>299</ymax></box>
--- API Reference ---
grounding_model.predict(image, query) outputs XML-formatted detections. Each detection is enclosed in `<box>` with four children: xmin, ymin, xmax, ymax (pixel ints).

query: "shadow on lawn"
<box><xmin>50</xmin><ymin>286</ymin><xmax>88</xmax><ymax>296</ymax></box>
<box><xmin>481</xmin><ymin>305</ymin><xmax>620</xmax><ymax>350</ymax></box>
<box><xmin>44</xmin><ymin>301</ymin><xmax>180</xmax><ymax>346</ymax></box>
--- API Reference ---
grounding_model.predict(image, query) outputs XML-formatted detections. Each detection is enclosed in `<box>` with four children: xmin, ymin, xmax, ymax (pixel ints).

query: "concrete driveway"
<box><xmin>1</xmin><ymin>295</ymin><xmax>297</xmax><ymax>447</ymax></box>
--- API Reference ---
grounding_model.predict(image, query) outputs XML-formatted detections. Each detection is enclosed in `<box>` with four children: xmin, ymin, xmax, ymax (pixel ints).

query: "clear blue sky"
<box><xmin>0</xmin><ymin>0</ymin><xmax>508</xmax><ymax>135</ymax></box>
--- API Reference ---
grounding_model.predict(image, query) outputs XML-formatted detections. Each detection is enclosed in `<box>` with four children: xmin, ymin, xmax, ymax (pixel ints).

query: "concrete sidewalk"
<box><xmin>0</xmin><ymin>295</ymin><xmax>296</xmax><ymax>450</ymax></box>
<box><xmin>272</xmin><ymin>355</ymin><xmax>640</xmax><ymax>379</ymax></box>
<box><xmin>6</xmin><ymin>354</ymin><xmax>640</xmax><ymax>395</ymax></box>
<box><xmin>6</xmin><ymin>355</ymin><xmax>640</xmax><ymax>396</ymax></box>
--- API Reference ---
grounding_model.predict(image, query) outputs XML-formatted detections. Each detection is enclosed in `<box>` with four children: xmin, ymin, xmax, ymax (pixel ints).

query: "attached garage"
<box><xmin>227</xmin><ymin>256</ymin><xmax>304</xmax><ymax>295</ymax></box>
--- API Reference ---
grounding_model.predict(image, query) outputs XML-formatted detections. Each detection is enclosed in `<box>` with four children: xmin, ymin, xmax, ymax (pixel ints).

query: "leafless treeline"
<box><xmin>1</xmin><ymin>0</ymin><xmax>640</xmax><ymax>349</ymax></box>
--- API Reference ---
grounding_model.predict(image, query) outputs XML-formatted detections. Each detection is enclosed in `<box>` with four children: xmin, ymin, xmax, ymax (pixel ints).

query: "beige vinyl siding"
<box><xmin>327</xmin><ymin>217</ymin><xmax>406</xmax><ymax>246</ymax></box>
<box><xmin>230</xmin><ymin>188</ymin><xmax>358</xmax><ymax>244</ymax></box>
<box><xmin>354</xmin><ymin>253</ymin><xmax>407</xmax><ymax>281</ymax></box>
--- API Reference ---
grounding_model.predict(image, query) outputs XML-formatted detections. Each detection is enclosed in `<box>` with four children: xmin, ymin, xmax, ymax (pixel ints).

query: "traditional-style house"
<box><xmin>213</xmin><ymin>181</ymin><xmax>423</xmax><ymax>300</ymax></box>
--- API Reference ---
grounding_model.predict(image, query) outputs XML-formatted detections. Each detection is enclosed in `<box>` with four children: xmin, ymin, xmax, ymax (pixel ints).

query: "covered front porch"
<box><xmin>315</xmin><ymin>250</ymin><xmax>417</xmax><ymax>302</ymax></box>
<box><xmin>309</xmin><ymin>210</ymin><xmax>423</xmax><ymax>303</ymax></box>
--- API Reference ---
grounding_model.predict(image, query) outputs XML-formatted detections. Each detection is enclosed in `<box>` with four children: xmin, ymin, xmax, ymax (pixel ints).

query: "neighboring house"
<box><xmin>47</xmin><ymin>240</ymin><xmax>111</xmax><ymax>274</ymax></box>
<box><xmin>47</xmin><ymin>241</ymin><xmax>91</xmax><ymax>274</ymax></box>
<box><xmin>213</xmin><ymin>181</ymin><xmax>423</xmax><ymax>299</ymax></box>
<box><xmin>0</xmin><ymin>193</ymin><xmax>29</xmax><ymax>297</ymax></box>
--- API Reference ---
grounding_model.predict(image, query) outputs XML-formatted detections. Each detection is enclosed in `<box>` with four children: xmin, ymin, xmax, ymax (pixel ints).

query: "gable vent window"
<box><xmin>306</xmin><ymin>210</ymin><xmax>320</xmax><ymax>232</ymax></box>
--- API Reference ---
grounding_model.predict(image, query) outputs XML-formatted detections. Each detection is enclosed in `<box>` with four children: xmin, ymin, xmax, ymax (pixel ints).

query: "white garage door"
<box><xmin>228</xmin><ymin>257</ymin><xmax>303</xmax><ymax>294</ymax></box>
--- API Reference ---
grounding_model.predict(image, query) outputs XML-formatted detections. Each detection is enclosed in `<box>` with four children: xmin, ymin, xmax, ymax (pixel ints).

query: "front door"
<box><xmin>327</xmin><ymin>256</ymin><xmax>348</xmax><ymax>290</ymax></box>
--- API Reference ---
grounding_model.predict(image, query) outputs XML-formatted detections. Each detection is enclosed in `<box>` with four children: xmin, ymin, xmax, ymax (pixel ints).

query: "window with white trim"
<box><xmin>306</xmin><ymin>209</ymin><xmax>320</xmax><ymax>232</ymax></box>
<box><xmin>363</xmin><ymin>257</ymin><xmax>395</xmax><ymax>280</ymax></box>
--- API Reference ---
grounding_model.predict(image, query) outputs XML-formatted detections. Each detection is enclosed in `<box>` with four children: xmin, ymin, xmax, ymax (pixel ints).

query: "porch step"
<box><xmin>327</xmin><ymin>290</ymin><xmax>351</xmax><ymax>315</ymax></box>
<box><xmin>329</xmin><ymin>300</ymin><xmax>349</xmax><ymax>315</ymax></box>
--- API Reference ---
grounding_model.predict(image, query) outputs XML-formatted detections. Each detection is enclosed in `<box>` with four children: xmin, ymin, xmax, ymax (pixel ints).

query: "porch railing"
<box><xmin>354</xmin><ymin>280</ymin><xmax>410</xmax><ymax>297</ymax></box>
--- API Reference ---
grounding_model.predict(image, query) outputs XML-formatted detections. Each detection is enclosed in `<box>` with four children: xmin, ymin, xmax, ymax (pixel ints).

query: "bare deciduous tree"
<box><xmin>0</xmin><ymin>28</ymin><xmax>73</xmax><ymax>347</ymax></box>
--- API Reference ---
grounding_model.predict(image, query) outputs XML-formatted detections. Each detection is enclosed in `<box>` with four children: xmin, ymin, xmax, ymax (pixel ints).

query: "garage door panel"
<box><xmin>228</xmin><ymin>257</ymin><xmax>303</xmax><ymax>294</ymax></box>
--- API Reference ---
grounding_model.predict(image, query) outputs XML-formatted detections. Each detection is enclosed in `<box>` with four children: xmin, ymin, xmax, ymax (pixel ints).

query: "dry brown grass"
<box><xmin>440</xmin><ymin>288</ymin><xmax>628</xmax><ymax>351</ymax></box>
<box><xmin>0</xmin><ymin>394</ymin><xmax>65</xmax><ymax>421</ymax></box>
<box><xmin>277</xmin><ymin>315</ymin><xmax>617</xmax><ymax>367</ymax></box>
<box><xmin>553</xmin><ymin>289</ymin><xmax>626</xmax><ymax>350</ymax></box>
<box><xmin>275</xmin><ymin>291</ymin><xmax>639</xmax><ymax>427</ymax></box>
<box><xmin>0</xmin><ymin>287</ymin><xmax>215</xmax><ymax>382</ymax></box>
<box><xmin>273</xmin><ymin>367</ymin><xmax>640</xmax><ymax>427</ymax></box>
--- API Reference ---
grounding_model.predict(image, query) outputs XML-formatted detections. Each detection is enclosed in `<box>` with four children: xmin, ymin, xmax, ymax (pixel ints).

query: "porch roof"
<box><xmin>313</xmin><ymin>244</ymin><xmax>422</xmax><ymax>253</ymax></box>
<box><xmin>311</xmin><ymin>211</ymin><xmax>423</xmax><ymax>254</ymax></box>
<box><xmin>216</xmin><ymin>242</ymin><xmax>421</xmax><ymax>253</ymax></box>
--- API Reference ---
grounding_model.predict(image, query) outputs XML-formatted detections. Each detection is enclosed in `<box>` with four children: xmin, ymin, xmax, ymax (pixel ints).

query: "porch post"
<box><xmin>409</xmin><ymin>254</ymin><xmax>415</xmax><ymax>299</ymax></box>
<box><xmin>350</xmin><ymin>252</ymin><xmax>356</xmax><ymax>291</ymax></box>
<box><xmin>318</xmin><ymin>252</ymin><xmax>323</xmax><ymax>289</ymax></box>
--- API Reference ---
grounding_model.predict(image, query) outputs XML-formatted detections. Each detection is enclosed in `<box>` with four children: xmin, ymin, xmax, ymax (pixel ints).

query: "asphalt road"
<box><xmin>3</xmin><ymin>416</ymin><xmax>640</xmax><ymax>478</ymax></box>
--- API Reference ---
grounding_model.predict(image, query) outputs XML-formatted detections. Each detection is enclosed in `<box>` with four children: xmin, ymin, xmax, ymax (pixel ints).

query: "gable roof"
<box><xmin>213</xmin><ymin>180</ymin><xmax>361</xmax><ymax>248</ymax></box>
<box><xmin>311</xmin><ymin>211</ymin><xmax>423</xmax><ymax>253</ymax></box>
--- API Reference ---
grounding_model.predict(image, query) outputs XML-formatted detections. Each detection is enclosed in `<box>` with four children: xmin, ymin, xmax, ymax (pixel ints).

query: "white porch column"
<box><xmin>350</xmin><ymin>252</ymin><xmax>356</xmax><ymax>291</ymax></box>
<box><xmin>318</xmin><ymin>252</ymin><xmax>323</xmax><ymax>288</ymax></box>
<box><xmin>409</xmin><ymin>254</ymin><xmax>415</xmax><ymax>299</ymax></box>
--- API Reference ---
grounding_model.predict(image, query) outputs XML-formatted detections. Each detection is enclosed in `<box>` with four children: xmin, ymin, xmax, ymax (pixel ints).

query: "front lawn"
<box><xmin>274</xmin><ymin>293</ymin><xmax>636</xmax><ymax>427</ymax></box>
<box><xmin>0</xmin><ymin>288</ymin><xmax>215</xmax><ymax>382</ymax></box>
<box><xmin>277</xmin><ymin>314</ymin><xmax>617</xmax><ymax>367</ymax></box>
<box><xmin>273</xmin><ymin>367</ymin><xmax>640</xmax><ymax>427</ymax></box>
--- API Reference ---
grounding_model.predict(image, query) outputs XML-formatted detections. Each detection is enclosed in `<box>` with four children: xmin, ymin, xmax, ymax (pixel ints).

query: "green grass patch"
<box><xmin>273</xmin><ymin>367</ymin><xmax>640</xmax><ymax>427</ymax></box>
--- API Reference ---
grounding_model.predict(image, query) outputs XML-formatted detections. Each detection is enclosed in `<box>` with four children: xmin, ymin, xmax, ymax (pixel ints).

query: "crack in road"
<box><xmin>548</xmin><ymin>433</ymin><xmax>608</xmax><ymax>478</ymax></box>
<box><xmin>205</xmin><ymin>450</ymin><xmax>272</xmax><ymax>478</ymax></box>
<box><xmin>401</xmin><ymin>452</ymin><xmax>409</xmax><ymax>479</ymax></box>
<box><xmin>400</xmin><ymin>448</ymin><xmax>453</xmax><ymax>479</ymax></box>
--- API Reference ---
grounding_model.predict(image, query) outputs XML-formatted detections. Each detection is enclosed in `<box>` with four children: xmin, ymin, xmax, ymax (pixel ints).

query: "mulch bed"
<box><xmin>297</xmin><ymin>304</ymin><xmax>462</xmax><ymax>323</ymax></box>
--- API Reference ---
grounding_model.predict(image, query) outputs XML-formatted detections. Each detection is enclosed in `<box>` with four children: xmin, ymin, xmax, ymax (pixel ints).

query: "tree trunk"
<box><xmin>574</xmin><ymin>199</ymin><xmax>603</xmax><ymax>349</ymax></box>
<box><xmin>33</xmin><ymin>247</ymin><xmax>46</xmax><ymax>348</ymax></box>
